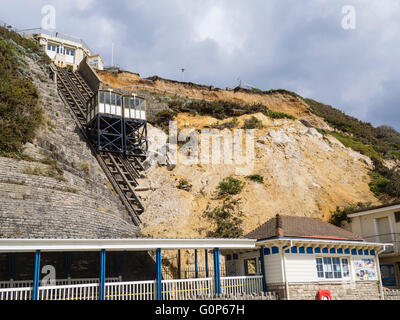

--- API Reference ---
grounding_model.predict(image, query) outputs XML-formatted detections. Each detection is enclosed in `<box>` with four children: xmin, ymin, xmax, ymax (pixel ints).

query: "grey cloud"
<box><xmin>1</xmin><ymin>0</ymin><xmax>399</xmax><ymax>130</ymax></box>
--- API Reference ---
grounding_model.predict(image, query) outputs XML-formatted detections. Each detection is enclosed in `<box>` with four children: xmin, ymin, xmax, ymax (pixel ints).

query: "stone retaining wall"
<box><xmin>268</xmin><ymin>281</ymin><xmax>381</xmax><ymax>300</ymax></box>
<box><xmin>384</xmin><ymin>288</ymin><xmax>400</xmax><ymax>300</ymax></box>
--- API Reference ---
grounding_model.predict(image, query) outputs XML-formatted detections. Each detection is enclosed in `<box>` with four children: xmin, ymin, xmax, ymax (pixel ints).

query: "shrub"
<box><xmin>242</xmin><ymin>116</ymin><xmax>263</xmax><ymax>129</ymax></box>
<box><xmin>0</xmin><ymin>27</ymin><xmax>44</xmax><ymax>154</ymax></box>
<box><xmin>217</xmin><ymin>177</ymin><xmax>244</xmax><ymax>196</ymax></box>
<box><xmin>152</xmin><ymin>109</ymin><xmax>176</xmax><ymax>130</ymax></box>
<box><xmin>203</xmin><ymin>197</ymin><xmax>244</xmax><ymax>238</ymax></box>
<box><xmin>329</xmin><ymin>202</ymin><xmax>373</xmax><ymax>227</ymax></box>
<box><xmin>246</xmin><ymin>174</ymin><xmax>264</xmax><ymax>183</ymax></box>
<box><xmin>176</xmin><ymin>178</ymin><xmax>192</xmax><ymax>191</ymax></box>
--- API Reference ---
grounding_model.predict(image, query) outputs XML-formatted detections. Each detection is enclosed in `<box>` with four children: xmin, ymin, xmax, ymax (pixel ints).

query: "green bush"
<box><xmin>242</xmin><ymin>116</ymin><xmax>263</xmax><ymax>129</ymax></box>
<box><xmin>329</xmin><ymin>202</ymin><xmax>373</xmax><ymax>227</ymax></box>
<box><xmin>0</xmin><ymin>27</ymin><xmax>44</xmax><ymax>154</ymax></box>
<box><xmin>246</xmin><ymin>174</ymin><xmax>264</xmax><ymax>183</ymax></box>
<box><xmin>176</xmin><ymin>178</ymin><xmax>192</xmax><ymax>191</ymax></box>
<box><xmin>217</xmin><ymin>177</ymin><xmax>244</xmax><ymax>196</ymax></box>
<box><xmin>152</xmin><ymin>109</ymin><xmax>177</xmax><ymax>129</ymax></box>
<box><xmin>203</xmin><ymin>197</ymin><xmax>244</xmax><ymax>238</ymax></box>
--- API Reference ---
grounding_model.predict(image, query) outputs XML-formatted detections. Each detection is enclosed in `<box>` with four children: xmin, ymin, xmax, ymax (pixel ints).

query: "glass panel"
<box><xmin>342</xmin><ymin>258</ymin><xmax>350</xmax><ymax>277</ymax></box>
<box><xmin>323</xmin><ymin>257</ymin><xmax>333</xmax><ymax>279</ymax></box>
<box><xmin>116</xmin><ymin>95</ymin><xmax>121</xmax><ymax>107</ymax></box>
<box><xmin>105</xmin><ymin>92</ymin><xmax>110</xmax><ymax>104</ymax></box>
<box><xmin>99</xmin><ymin>92</ymin><xmax>105</xmax><ymax>103</ymax></box>
<box><xmin>316</xmin><ymin>258</ymin><xmax>324</xmax><ymax>278</ymax></box>
<box><xmin>111</xmin><ymin>93</ymin><xmax>115</xmax><ymax>105</ymax></box>
<box><xmin>333</xmin><ymin>257</ymin><xmax>342</xmax><ymax>278</ymax></box>
<box><xmin>244</xmin><ymin>258</ymin><xmax>257</xmax><ymax>276</ymax></box>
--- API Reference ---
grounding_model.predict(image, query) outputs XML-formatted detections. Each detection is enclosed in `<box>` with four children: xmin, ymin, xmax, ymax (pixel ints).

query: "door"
<box><xmin>376</xmin><ymin>217</ymin><xmax>392</xmax><ymax>243</ymax></box>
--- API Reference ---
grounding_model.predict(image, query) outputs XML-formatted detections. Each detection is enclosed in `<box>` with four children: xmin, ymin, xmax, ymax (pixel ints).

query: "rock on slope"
<box><xmin>0</xmin><ymin>54</ymin><xmax>139</xmax><ymax>238</ymax></box>
<box><xmin>137</xmin><ymin>113</ymin><xmax>379</xmax><ymax>239</ymax></box>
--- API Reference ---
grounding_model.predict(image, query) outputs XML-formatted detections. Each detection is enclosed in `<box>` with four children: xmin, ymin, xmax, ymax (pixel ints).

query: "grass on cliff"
<box><xmin>305</xmin><ymin>98</ymin><xmax>400</xmax><ymax>201</ymax></box>
<box><xmin>0</xmin><ymin>27</ymin><xmax>46</xmax><ymax>157</ymax></box>
<box><xmin>150</xmin><ymin>99</ymin><xmax>296</xmax><ymax>130</ymax></box>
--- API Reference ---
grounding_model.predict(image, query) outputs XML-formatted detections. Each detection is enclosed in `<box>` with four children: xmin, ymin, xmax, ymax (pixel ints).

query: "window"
<box><xmin>316</xmin><ymin>257</ymin><xmax>350</xmax><ymax>280</ymax></box>
<box><xmin>99</xmin><ymin>92</ymin><xmax>105</xmax><ymax>103</ymax></box>
<box><xmin>244</xmin><ymin>258</ymin><xmax>257</xmax><ymax>276</ymax></box>
<box><xmin>395</xmin><ymin>211</ymin><xmax>400</xmax><ymax>223</ymax></box>
<box><xmin>323</xmin><ymin>257</ymin><xmax>333</xmax><ymax>279</ymax></box>
<box><xmin>116</xmin><ymin>95</ymin><xmax>121</xmax><ymax>107</ymax></box>
<box><xmin>342</xmin><ymin>258</ymin><xmax>349</xmax><ymax>277</ymax></box>
<box><xmin>316</xmin><ymin>258</ymin><xmax>324</xmax><ymax>278</ymax></box>
<box><xmin>105</xmin><ymin>92</ymin><xmax>110</xmax><ymax>104</ymax></box>
<box><xmin>332</xmin><ymin>257</ymin><xmax>342</xmax><ymax>278</ymax></box>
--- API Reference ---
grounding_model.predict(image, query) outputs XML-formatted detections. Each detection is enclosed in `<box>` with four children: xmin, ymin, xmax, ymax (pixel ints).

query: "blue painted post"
<box><xmin>195</xmin><ymin>249</ymin><xmax>198</xmax><ymax>278</ymax></box>
<box><xmin>177</xmin><ymin>250</ymin><xmax>181</xmax><ymax>279</ymax></box>
<box><xmin>116</xmin><ymin>251</ymin><xmax>126</xmax><ymax>279</ymax></box>
<box><xmin>32</xmin><ymin>250</ymin><xmax>41</xmax><ymax>300</ymax></box>
<box><xmin>8</xmin><ymin>253</ymin><xmax>16</xmax><ymax>282</ymax></box>
<box><xmin>156</xmin><ymin>248</ymin><xmax>162</xmax><ymax>300</ymax></box>
<box><xmin>213</xmin><ymin>248</ymin><xmax>221</xmax><ymax>295</ymax></box>
<box><xmin>205</xmin><ymin>249</ymin><xmax>209</xmax><ymax>278</ymax></box>
<box><xmin>259</xmin><ymin>247</ymin><xmax>267</xmax><ymax>292</ymax></box>
<box><xmin>99</xmin><ymin>249</ymin><xmax>106</xmax><ymax>300</ymax></box>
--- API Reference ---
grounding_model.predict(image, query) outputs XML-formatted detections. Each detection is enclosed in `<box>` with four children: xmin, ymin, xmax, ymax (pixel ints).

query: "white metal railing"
<box><xmin>0</xmin><ymin>276</ymin><xmax>264</xmax><ymax>300</ymax></box>
<box><xmin>105</xmin><ymin>280</ymin><xmax>156</xmax><ymax>300</ymax></box>
<box><xmin>0</xmin><ymin>277</ymin><xmax>119</xmax><ymax>289</ymax></box>
<box><xmin>37</xmin><ymin>283</ymin><xmax>99</xmax><ymax>300</ymax></box>
<box><xmin>0</xmin><ymin>287</ymin><xmax>32</xmax><ymax>300</ymax></box>
<box><xmin>221</xmin><ymin>275</ymin><xmax>263</xmax><ymax>296</ymax></box>
<box><xmin>162</xmin><ymin>277</ymin><xmax>214</xmax><ymax>300</ymax></box>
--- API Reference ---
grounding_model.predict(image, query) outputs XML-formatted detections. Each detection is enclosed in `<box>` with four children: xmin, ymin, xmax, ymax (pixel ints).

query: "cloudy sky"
<box><xmin>1</xmin><ymin>0</ymin><xmax>399</xmax><ymax>130</ymax></box>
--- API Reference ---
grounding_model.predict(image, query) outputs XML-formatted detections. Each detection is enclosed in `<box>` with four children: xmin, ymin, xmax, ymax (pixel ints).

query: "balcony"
<box><xmin>363</xmin><ymin>233</ymin><xmax>400</xmax><ymax>255</ymax></box>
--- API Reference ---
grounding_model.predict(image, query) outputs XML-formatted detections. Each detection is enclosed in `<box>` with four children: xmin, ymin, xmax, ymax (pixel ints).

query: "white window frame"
<box><xmin>315</xmin><ymin>255</ymin><xmax>351</xmax><ymax>281</ymax></box>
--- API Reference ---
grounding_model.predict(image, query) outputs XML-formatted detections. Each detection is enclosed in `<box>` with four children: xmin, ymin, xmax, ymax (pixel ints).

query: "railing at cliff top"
<box><xmin>16</xmin><ymin>28</ymin><xmax>92</xmax><ymax>53</ymax></box>
<box><xmin>116</xmin><ymin>84</ymin><xmax>214</xmax><ymax>103</ymax></box>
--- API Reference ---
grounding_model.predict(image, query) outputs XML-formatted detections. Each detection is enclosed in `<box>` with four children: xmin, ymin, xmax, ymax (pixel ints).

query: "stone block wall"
<box><xmin>267</xmin><ymin>281</ymin><xmax>381</xmax><ymax>300</ymax></box>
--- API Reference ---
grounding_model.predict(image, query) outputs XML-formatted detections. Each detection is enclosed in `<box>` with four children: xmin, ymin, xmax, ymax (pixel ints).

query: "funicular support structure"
<box><xmin>56</xmin><ymin>66</ymin><xmax>145</xmax><ymax>225</ymax></box>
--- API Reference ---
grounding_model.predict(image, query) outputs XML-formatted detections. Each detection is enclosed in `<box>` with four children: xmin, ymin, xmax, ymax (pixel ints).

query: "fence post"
<box><xmin>156</xmin><ymin>248</ymin><xmax>162</xmax><ymax>300</ymax></box>
<box><xmin>99</xmin><ymin>249</ymin><xmax>106</xmax><ymax>300</ymax></box>
<box><xmin>259</xmin><ymin>246</ymin><xmax>267</xmax><ymax>292</ymax></box>
<box><xmin>32</xmin><ymin>250</ymin><xmax>41</xmax><ymax>300</ymax></box>
<box><xmin>195</xmin><ymin>249</ymin><xmax>198</xmax><ymax>279</ymax></box>
<box><xmin>213</xmin><ymin>248</ymin><xmax>221</xmax><ymax>295</ymax></box>
<box><xmin>177</xmin><ymin>250</ymin><xmax>181</xmax><ymax>279</ymax></box>
<box><xmin>205</xmin><ymin>249</ymin><xmax>209</xmax><ymax>278</ymax></box>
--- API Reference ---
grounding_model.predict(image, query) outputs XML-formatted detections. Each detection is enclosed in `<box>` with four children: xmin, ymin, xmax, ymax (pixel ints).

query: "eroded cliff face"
<box><xmin>95</xmin><ymin>70</ymin><xmax>380</xmax><ymax>242</ymax></box>
<box><xmin>0</xmin><ymin>54</ymin><xmax>139</xmax><ymax>238</ymax></box>
<box><xmin>137</xmin><ymin>113</ymin><xmax>379</xmax><ymax>240</ymax></box>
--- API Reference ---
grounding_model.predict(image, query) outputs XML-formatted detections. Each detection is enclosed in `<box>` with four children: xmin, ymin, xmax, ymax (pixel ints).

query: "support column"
<box><xmin>8</xmin><ymin>253</ymin><xmax>17</xmax><ymax>285</ymax></box>
<box><xmin>156</xmin><ymin>248</ymin><xmax>162</xmax><ymax>300</ymax></box>
<box><xmin>195</xmin><ymin>249</ymin><xmax>198</xmax><ymax>278</ymax></box>
<box><xmin>259</xmin><ymin>247</ymin><xmax>267</xmax><ymax>292</ymax></box>
<box><xmin>32</xmin><ymin>250</ymin><xmax>41</xmax><ymax>300</ymax></box>
<box><xmin>213</xmin><ymin>248</ymin><xmax>221</xmax><ymax>295</ymax></box>
<box><xmin>177</xmin><ymin>250</ymin><xmax>181</xmax><ymax>279</ymax></box>
<box><xmin>99</xmin><ymin>249</ymin><xmax>106</xmax><ymax>300</ymax></box>
<box><xmin>205</xmin><ymin>249</ymin><xmax>209</xmax><ymax>278</ymax></box>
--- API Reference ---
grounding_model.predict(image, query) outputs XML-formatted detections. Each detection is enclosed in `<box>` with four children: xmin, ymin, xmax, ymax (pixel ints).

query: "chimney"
<box><xmin>276</xmin><ymin>214</ymin><xmax>284</xmax><ymax>237</ymax></box>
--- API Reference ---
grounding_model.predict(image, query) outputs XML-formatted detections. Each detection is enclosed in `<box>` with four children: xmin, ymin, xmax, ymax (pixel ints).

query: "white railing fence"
<box><xmin>162</xmin><ymin>277</ymin><xmax>214</xmax><ymax>300</ymax></box>
<box><xmin>0</xmin><ymin>275</ymin><xmax>264</xmax><ymax>300</ymax></box>
<box><xmin>105</xmin><ymin>280</ymin><xmax>156</xmax><ymax>300</ymax></box>
<box><xmin>38</xmin><ymin>283</ymin><xmax>99</xmax><ymax>300</ymax></box>
<box><xmin>221</xmin><ymin>275</ymin><xmax>263</xmax><ymax>296</ymax></box>
<box><xmin>0</xmin><ymin>277</ymin><xmax>119</xmax><ymax>289</ymax></box>
<box><xmin>0</xmin><ymin>287</ymin><xmax>32</xmax><ymax>300</ymax></box>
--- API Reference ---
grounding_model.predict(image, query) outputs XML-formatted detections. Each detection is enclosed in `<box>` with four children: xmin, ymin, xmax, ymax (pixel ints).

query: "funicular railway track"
<box><xmin>56</xmin><ymin>66</ymin><xmax>145</xmax><ymax>226</ymax></box>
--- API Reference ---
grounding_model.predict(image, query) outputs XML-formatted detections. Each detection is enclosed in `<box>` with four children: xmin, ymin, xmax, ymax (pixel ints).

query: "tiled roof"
<box><xmin>245</xmin><ymin>214</ymin><xmax>364</xmax><ymax>241</ymax></box>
